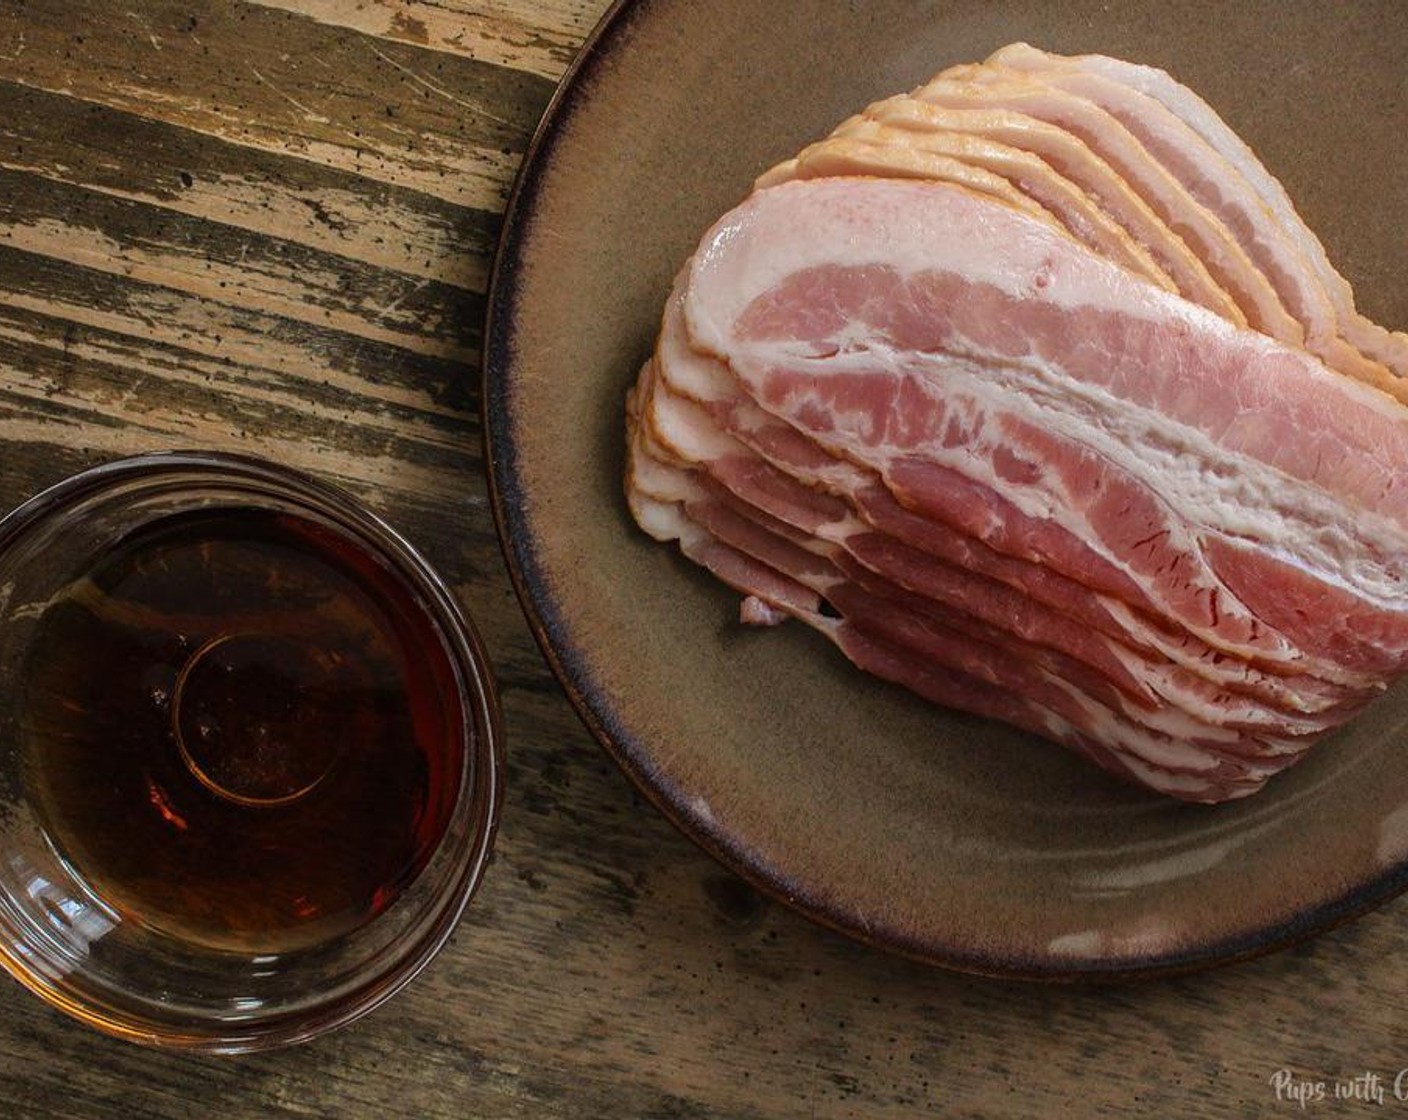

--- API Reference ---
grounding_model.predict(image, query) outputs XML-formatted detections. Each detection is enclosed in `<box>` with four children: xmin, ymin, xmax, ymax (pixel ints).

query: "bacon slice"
<box><xmin>759</xmin><ymin>130</ymin><xmax>1066</xmax><ymax>236</ymax></box>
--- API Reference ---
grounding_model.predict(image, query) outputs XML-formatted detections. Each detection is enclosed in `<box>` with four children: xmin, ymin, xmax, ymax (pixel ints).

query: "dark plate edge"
<box><xmin>479</xmin><ymin>0</ymin><xmax>1408</xmax><ymax>982</ymax></box>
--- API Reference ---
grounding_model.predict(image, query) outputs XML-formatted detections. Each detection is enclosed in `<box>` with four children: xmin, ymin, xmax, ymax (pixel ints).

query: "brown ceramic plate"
<box><xmin>484</xmin><ymin>0</ymin><xmax>1408</xmax><ymax>977</ymax></box>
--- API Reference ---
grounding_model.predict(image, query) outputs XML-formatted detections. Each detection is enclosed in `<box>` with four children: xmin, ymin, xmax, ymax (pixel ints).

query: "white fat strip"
<box><xmin>626</xmin><ymin>483</ymin><xmax>698</xmax><ymax>545</ymax></box>
<box><xmin>1052</xmin><ymin>679</ymin><xmax>1288</xmax><ymax>773</ymax></box>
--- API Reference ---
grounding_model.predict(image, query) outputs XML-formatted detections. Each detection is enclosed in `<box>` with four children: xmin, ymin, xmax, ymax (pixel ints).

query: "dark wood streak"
<box><xmin>0</xmin><ymin>164</ymin><xmax>482</xmax><ymax>359</ymax></box>
<box><xmin>0</xmin><ymin>1</ymin><xmax>557</xmax><ymax>203</ymax></box>
<box><xmin>0</xmin><ymin>1</ymin><xmax>1405</xmax><ymax>1118</ymax></box>
<box><xmin>0</xmin><ymin>78</ymin><xmax>506</xmax><ymax>286</ymax></box>
<box><xmin>0</xmin><ymin>240</ymin><xmax>475</xmax><ymax>398</ymax></box>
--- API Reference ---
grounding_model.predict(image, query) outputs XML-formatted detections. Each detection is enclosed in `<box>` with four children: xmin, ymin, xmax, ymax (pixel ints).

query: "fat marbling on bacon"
<box><xmin>623</xmin><ymin>45</ymin><xmax>1408</xmax><ymax>803</ymax></box>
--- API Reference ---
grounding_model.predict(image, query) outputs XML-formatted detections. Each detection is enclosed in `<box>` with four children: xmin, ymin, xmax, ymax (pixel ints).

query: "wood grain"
<box><xmin>1</xmin><ymin>2</ymin><xmax>1407</xmax><ymax>1118</ymax></box>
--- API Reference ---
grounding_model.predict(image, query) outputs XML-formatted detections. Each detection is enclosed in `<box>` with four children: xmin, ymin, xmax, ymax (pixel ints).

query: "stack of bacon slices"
<box><xmin>623</xmin><ymin>43</ymin><xmax>1408</xmax><ymax>803</ymax></box>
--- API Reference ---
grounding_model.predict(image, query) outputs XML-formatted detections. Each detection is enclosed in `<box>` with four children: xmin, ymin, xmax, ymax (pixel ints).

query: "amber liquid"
<box><xmin>19</xmin><ymin>508</ymin><xmax>465</xmax><ymax>953</ymax></box>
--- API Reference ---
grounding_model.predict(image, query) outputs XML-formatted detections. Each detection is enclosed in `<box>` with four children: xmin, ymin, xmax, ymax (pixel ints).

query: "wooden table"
<box><xmin>1</xmin><ymin>3</ymin><xmax>1405</xmax><ymax>1116</ymax></box>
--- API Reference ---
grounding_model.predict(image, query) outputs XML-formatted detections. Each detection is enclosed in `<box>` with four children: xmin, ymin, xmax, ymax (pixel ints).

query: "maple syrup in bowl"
<box><xmin>0</xmin><ymin>452</ymin><xmax>502</xmax><ymax>1052</ymax></box>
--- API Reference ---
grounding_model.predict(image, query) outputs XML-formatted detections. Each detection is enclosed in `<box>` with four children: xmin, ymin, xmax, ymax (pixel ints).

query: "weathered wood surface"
<box><xmin>1</xmin><ymin>2</ymin><xmax>1407</xmax><ymax>1117</ymax></box>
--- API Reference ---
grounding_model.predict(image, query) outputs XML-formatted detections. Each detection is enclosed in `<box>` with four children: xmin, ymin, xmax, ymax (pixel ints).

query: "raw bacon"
<box><xmin>623</xmin><ymin>47</ymin><xmax>1408</xmax><ymax>802</ymax></box>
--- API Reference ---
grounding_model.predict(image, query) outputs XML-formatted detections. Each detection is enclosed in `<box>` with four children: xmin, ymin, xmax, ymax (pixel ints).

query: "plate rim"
<box><xmin>480</xmin><ymin>0</ymin><xmax>1408</xmax><ymax>980</ymax></box>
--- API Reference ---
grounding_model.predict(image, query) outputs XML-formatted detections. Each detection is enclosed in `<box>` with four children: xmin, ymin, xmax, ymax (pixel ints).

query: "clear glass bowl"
<box><xmin>0</xmin><ymin>451</ymin><xmax>502</xmax><ymax>1052</ymax></box>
